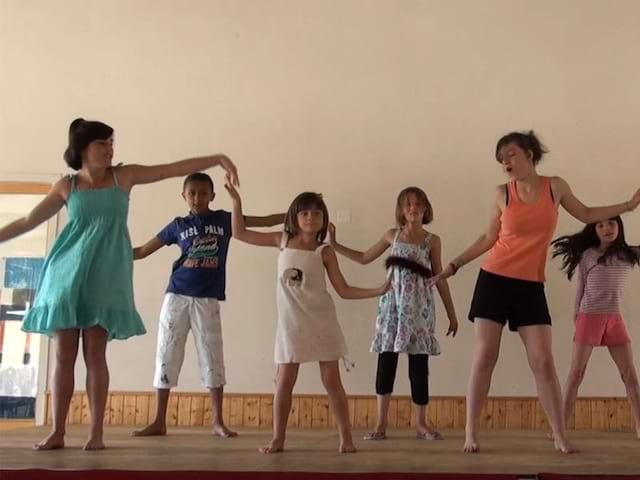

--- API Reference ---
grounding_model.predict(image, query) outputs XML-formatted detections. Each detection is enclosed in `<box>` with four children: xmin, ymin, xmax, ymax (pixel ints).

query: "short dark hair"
<box><xmin>183</xmin><ymin>172</ymin><xmax>214</xmax><ymax>192</ymax></box>
<box><xmin>495</xmin><ymin>130</ymin><xmax>548</xmax><ymax>165</ymax></box>
<box><xmin>284</xmin><ymin>192</ymin><xmax>329</xmax><ymax>243</ymax></box>
<box><xmin>395</xmin><ymin>187</ymin><xmax>433</xmax><ymax>227</ymax></box>
<box><xmin>63</xmin><ymin>118</ymin><xmax>114</xmax><ymax>171</ymax></box>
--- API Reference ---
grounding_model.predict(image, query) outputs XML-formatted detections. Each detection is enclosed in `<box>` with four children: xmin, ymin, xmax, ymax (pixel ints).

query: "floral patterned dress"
<box><xmin>371</xmin><ymin>231</ymin><xmax>440</xmax><ymax>355</ymax></box>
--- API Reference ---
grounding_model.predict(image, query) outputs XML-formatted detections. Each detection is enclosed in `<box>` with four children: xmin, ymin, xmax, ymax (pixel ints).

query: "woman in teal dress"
<box><xmin>0</xmin><ymin>118</ymin><xmax>239</xmax><ymax>451</ymax></box>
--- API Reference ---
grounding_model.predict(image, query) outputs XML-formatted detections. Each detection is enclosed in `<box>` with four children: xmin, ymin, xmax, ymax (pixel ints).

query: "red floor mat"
<box><xmin>0</xmin><ymin>471</ymin><xmax>519</xmax><ymax>480</ymax></box>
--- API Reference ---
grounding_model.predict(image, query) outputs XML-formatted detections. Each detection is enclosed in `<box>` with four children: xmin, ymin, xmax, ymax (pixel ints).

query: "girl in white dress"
<box><xmin>225</xmin><ymin>178</ymin><xmax>389</xmax><ymax>454</ymax></box>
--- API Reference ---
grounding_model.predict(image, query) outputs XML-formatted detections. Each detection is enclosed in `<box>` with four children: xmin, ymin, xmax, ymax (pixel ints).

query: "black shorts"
<box><xmin>468</xmin><ymin>269</ymin><xmax>552</xmax><ymax>332</ymax></box>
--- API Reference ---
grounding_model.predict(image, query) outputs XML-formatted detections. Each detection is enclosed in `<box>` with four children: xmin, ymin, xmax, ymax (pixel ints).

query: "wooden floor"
<box><xmin>1</xmin><ymin>426</ymin><xmax>639</xmax><ymax>475</ymax></box>
<box><xmin>0</xmin><ymin>419</ymin><xmax>34</xmax><ymax>432</ymax></box>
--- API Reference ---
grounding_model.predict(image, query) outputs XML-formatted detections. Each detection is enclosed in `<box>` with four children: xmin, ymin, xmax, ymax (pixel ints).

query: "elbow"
<box><xmin>483</xmin><ymin>234</ymin><xmax>498</xmax><ymax>251</ymax></box>
<box><xmin>336</xmin><ymin>287</ymin><xmax>352</xmax><ymax>299</ymax></box>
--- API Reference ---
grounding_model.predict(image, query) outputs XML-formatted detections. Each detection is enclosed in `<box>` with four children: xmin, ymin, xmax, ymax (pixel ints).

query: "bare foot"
<box><xmin>83</xmin><ymin>436</ymin><xmax>106</xmax><ymax>451</ymax></box>
<box><xmin>259</xmin><ymin>438</ymin><xmax>285</xmax><ymax>454</ymax></box>
<box><xmin>463</xmin><ymin>434</ymin><xmax>479</xmax><ymax>453</ymax></box>
<box><xmin>554</xmin><ymin>438</ymin><xmax>578</xmax><ymax>454</ymax></box>
<box><xmin>212</xmin><ymin>423</ymin><xmax>238</xmax><ymax>438</ymax></box>
<box><xmin>546</xmin><ymin>431</ymin><xmax>554</xmax><ymax>440</ymax></box>
<box><xmin>33</xmin><ymin>431</ymin><xmax>65</xmax><ymax>451</ymax></box>
<box><xmin>339</xmin><ymin>439</ymin><xmax>357</xmax><ymax>453</ymax></box>
<box><xmin>131</xmin><ymin>423</ymin><xmax>167</xmax><ymax>437</ymax></box>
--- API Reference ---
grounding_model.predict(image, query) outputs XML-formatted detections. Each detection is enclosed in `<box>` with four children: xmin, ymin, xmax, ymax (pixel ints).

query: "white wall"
<box><xmin>1</xmin><ymin>0</ymin><xmax>639</xmax><ymax>397</ymax></box>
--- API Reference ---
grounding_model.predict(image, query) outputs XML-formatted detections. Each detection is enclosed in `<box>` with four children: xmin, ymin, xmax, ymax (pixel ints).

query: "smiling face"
<box><xmin>401</xmin><ymin>193</ymin><xmax>427</xmax><ymax>225</ymax></box>
<box><xmin>296</xmin><ymin>208</ymin><xmax>324</xmax><ymax>235</ymax></box>
<box><xmin>284</xmin><ymin>192</ymin><xmax>329</xmax><ymax>242</ymax></box>
<box><xmin>83</xmin><ymin>136</ymin><xmax>114</xmax><ymax>169</ymax></box>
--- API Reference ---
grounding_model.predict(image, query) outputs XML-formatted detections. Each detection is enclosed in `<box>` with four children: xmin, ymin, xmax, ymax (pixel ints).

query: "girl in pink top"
<box><xmin>552</xmin><ymin>216</ymin><xmax>640</xmax><ymax>439</ymax></box>
<box><xmin>431</xmin><ymin>131</ymin><xmax>640</xmax><ymax>454</ymax></box>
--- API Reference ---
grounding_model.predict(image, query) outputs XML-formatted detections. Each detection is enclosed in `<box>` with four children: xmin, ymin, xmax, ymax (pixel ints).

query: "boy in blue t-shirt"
<box><xmin>132</xmin><ymin>173</ymin><xmax>284</xmax><ymax>437</ymax></box>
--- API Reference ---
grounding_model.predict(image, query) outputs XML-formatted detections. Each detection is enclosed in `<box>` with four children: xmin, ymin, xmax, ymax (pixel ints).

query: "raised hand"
<box><xmin>328</xmin><ymin>222</ymin><xmax>337</xmax><ymax>246</ymax></box>
<box><xmin>223</xmin><ymin>173</ymin><xmax>241</xmax><ymax>204</ymax></box>
<box><xmin>218</xmin><ymin>155</ymin><xmax>240</xmax><ymax>187</ymax></box>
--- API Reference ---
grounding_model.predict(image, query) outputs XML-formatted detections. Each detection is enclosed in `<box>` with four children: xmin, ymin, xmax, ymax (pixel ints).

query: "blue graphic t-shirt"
<box><xmin>157</xmin><ymin>210</ymin><xmax>232</xmax><ymax>299</ymax></box>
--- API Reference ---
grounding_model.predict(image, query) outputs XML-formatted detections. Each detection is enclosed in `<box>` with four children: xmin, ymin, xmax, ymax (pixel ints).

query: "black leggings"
<box><xmin>375</xmin><ymin>352</ymin><xmax>429</xmax><ymax>405</ymax></box>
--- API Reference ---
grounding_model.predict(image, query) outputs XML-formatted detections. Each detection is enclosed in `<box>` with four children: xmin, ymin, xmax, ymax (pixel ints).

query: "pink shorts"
<box><xmin>574</xmin><ymin>313</ymin><xmax>631</xmax><ymax>346</ymax></box>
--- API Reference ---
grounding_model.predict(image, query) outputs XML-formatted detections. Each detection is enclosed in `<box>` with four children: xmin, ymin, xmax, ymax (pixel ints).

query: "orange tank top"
<box><xmin>481</xmin><ymin>176</ymin><xmax>558</xmax><ymax>282</ymax></box>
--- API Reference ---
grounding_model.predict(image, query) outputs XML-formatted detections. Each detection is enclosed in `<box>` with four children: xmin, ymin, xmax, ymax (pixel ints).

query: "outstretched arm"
<box><xmin>322</xmin><ymin>246</ymin><xmax>390</xmax><ymax>299</ymax></box>
<box><xmin>133</xmin><ymin>237</ymin><xmax>165</xmax><ymax>260</ymax></box>
<box><xmin>328</xmin><ymin>223</ymin><xmax>392</xmax><ymax>264</ymax></box>
<box><xmin>553</xmin><ymin>177</ymin><xmax>639</xmax><ymax>224</ymax></box>
<box><xmin>429</xmin><ymin>185</ymin><xmax>504</xmax><ymax>285</ymax></box>
<box><xmin>0</xmin><ymin>178</ymin><xmax>67</xmax><ymax>243</ymax></box>
<box><xmin>224</xmin><ymin>176</ymin><xmax>281</xmax><ymax>247</ymax></box>
<box><xmin>245</xmin><ymin>213</ymin><xmax>286</xmax><ymax>228</ymax></box>
<box><xmin>117</xmin><ymin>154</ymin><xmax>239</xmax><ymax>190</ymax></box>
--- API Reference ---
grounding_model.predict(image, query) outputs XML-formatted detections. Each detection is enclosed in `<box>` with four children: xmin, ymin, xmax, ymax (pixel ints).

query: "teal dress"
<box><xmin>22</xmin><ymin>170</ymin><xmax>146</xmax><ymax>340</ymax></box>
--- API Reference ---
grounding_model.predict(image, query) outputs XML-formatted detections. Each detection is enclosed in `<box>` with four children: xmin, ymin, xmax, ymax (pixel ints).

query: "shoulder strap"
<box><xmin>111</xmin><ymin>168</ymin><xmax>120</xmax><ymax>187</ymax></box>
<box><xmin>545</xmin><ymin>176</ymin><xmax>556</xmax><ymax>204</ymax></box>
<box><xmin>69</xmin><ymin>174</ymin><xmax>77</xmax><ymax>191</ymax></box>
<box><xmin>316</xmin><ymin>243</ymin><xmax>331</xmax><ymax>254</ymax></box>
<box><xmin>504</xmin><ymin>183</ymin><xmax>510</xmax><ymax>207</ymax></box>
<box><xmin>279</xmin><ymin>231</ymin><xmax>289</xmax><ymax>250</ymax></box>
<box><xmin>423</xmin><ymin>232</ymin><xmax>433</xmax><ymax>247</ymax></box>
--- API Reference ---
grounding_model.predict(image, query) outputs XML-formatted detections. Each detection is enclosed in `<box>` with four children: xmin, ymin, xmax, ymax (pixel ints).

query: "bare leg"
<box><xmin>132</xmin><ymin>388</ymin><xmax>170</xmax><ymax>436</ymax></box>
<box><xmin>464</xmin><ymin>318</ymin><xmax>504</xmax><ymax>453</ymax></box>
<box><xmin>364</xmin><ymin>394</ymin><xmax>390</xmax><ymax>440</ymax></box>
<box><xmin>415</xmin><ymin>404</ymin><xmax>441</xmax><ymax>438</ymax></box>
<box><xmin>320</xmin><ymin>361</ymin><xmax>356</xmax><ymax>453</ymax></box>
<box><xmin>259</xmin><ymin>363</ymin><xmax>299</xmax><ymax>454</ymax></box>
<box><xmin>519</xmin><ymin>325</ymin><xmax>576</xmax><ymax>453</ymax></box>
<box><xmin>209</xmin><ymin>385</ymin><xmax>237</xmax><ymax>437</ymax></box>
<box><xmin>608</xmin><ymin>344</ymin><xmax>640</xmax><ymax>439</ymax></box>
<box><xmin>562</xmin><ymin>342</ymin><xmax>593</xmax><ymax>431</ymax></box>
<box><xmin>82</xmin><ymin>326</ymin><xmax>109</xmax><ymax>451</ymax></box>
<box><xmin>34</xmin><ymin>329</ymin><xmax>79</xmax><ymax>450</ymax></box>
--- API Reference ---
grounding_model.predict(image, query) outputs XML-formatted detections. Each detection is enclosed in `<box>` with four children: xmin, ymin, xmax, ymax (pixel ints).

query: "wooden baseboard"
<box><xmin>45</xmin><ymin>392</ymin><xmax>634</xmax><ymax>431</ymax></box>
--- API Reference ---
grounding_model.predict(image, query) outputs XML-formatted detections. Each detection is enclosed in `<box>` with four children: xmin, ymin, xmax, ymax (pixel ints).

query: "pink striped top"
<box><xmin>574</xmin><ymin>248</ymin><xmax>634</xmax><ymax>316</ymax></box>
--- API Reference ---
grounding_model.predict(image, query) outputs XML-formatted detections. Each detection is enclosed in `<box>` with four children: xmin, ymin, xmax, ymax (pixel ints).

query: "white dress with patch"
<box><xmin>274</xmin><ymin>233</ymin><xmax>348</xmax><ymax>364</ymax></box>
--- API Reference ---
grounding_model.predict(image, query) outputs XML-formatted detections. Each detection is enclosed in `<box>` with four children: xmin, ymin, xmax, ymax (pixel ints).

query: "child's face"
<box><xmin>595</xmin><ymin>219</ymin><xmax>619</xmax><ymax>246</ymax></box>
<box><xmin>402</xmin><ymin>194</ymin><xmax>426</xmax><ymax>224</ymax></box>
<box><xmin>296</xmin><ymin>208</ymin><xmax>324</xmax><ymax>235</ymax></box>
<box><xmin>83</xmin><ymin>136</ymin><xmax>114</xmax><ymax>170</ymax></box>
<box><xmin>183</xmin><ymin>181</ymin><xmax>215</xmax><ymax>215</ymax></box>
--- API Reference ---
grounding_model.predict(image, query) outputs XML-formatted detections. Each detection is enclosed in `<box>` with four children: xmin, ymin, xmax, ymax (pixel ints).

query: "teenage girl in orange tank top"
<box><xmin>430</xmin><ymin>131</ymin><xmax>640</xmax><ymax>454</ymax></box>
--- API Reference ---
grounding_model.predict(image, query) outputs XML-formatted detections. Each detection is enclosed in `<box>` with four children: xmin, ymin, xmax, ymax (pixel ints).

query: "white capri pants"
<box><xmin>153</xmin><ymin>293</ymin><xmax>226</xmax><ymax>389</ymax></box>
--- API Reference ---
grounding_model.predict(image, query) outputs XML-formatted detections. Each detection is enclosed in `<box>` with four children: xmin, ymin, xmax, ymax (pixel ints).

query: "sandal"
<box><xmin>363</xmin><ymin>431</ymin><xmax>387</xmax><ymax>441</ymax></box>
<box><xmin>416</xmin><ymin>431</ymin><xmax>443</xmax><ymax>440</ymax></box>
